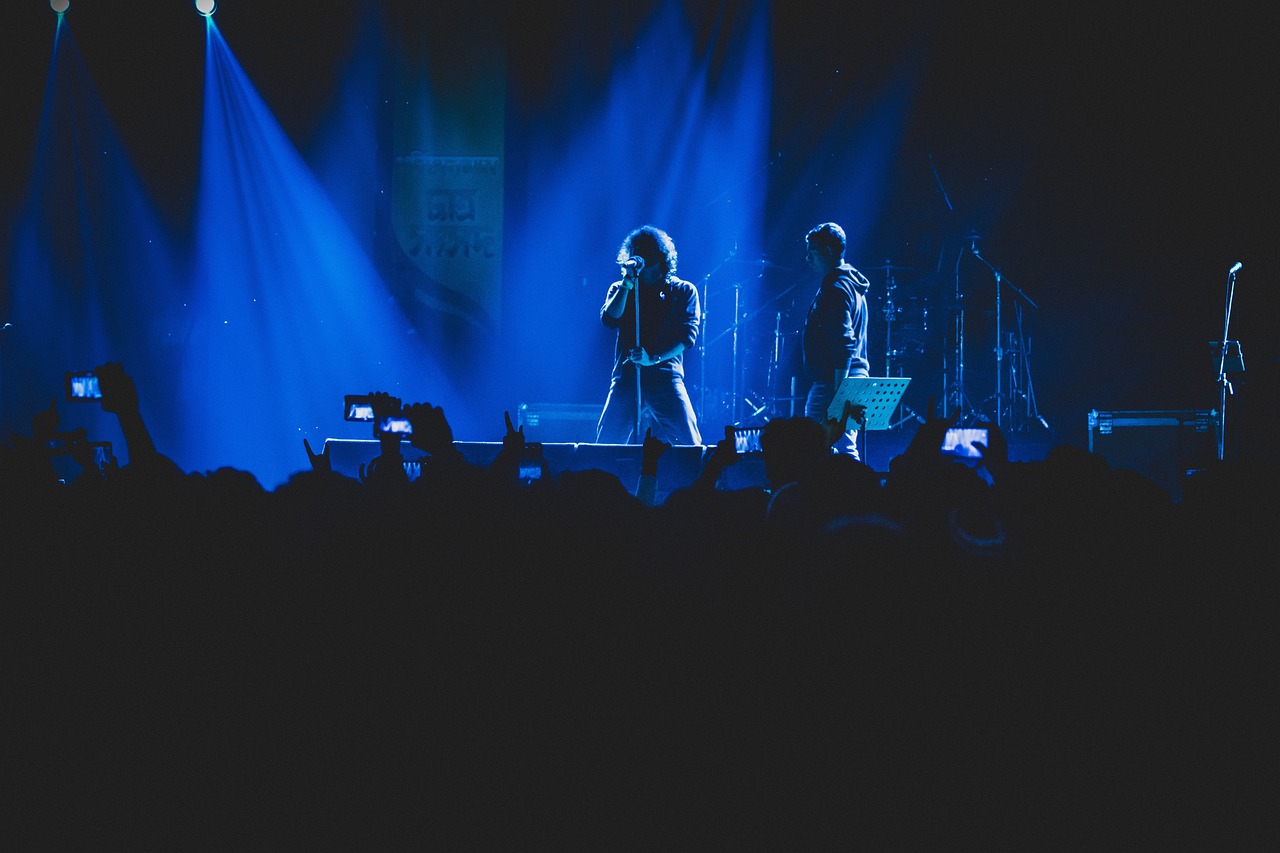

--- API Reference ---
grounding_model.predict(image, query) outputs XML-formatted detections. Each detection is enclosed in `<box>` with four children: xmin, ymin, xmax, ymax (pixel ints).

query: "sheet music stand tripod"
<box><xmin>827</xmin><ymin>376</ymin><xmax>912</xmax><ymax>461</ymax></box>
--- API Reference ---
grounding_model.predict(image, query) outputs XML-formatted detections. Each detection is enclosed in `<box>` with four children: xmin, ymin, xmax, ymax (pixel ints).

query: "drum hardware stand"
<box><xmin>703</xmin><ymin>281</ymin><xmax>797</xmax><ymax>425</ymax></box>
<box><xmin>694</xmin><ymin>246</ymin><xmax>746</xmax><ymax>428</ymax></box>
<box><xmin>874</xmin><ymin>262</ymin><xmax>924</xmax><ymax>429</ymax></box>
<box><xmin>969</xmin><ymin>243</ymin><xmax>1040</xmax><ymax>432</ymax></box>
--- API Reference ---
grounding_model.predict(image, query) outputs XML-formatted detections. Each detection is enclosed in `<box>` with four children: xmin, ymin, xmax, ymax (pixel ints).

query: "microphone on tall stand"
<box><xmin>1229</xmin><ymin>261</ymin><xmax>1242</xmax><ymax>275</ymax></box>
<box><xmin>621</xmin><ymin>256</ymin><xmax>645</xmax><ymax>272</ymax></box>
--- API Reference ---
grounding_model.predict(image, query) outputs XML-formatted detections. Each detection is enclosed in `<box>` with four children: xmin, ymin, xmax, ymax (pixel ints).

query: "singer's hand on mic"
<box><xmin>628</xmin><ymin>346</ymin><xmax>658</xmax><ymax>366</ymax></box>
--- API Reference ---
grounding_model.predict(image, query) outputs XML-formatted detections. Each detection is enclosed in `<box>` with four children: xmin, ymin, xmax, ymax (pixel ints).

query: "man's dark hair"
<box><xmin>805</xmin><ymin>221</ymin><xmax>846</xmax><ymax>257</ymax></box>
<box><xmin>618</xmin><ymin>225</ymin><xmax>678</xmax><ymax>276</ymax></box>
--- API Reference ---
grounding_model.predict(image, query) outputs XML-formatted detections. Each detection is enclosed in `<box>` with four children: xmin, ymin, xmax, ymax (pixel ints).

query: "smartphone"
<box><xmin>732</xmin><ymin>426</ymin><xmax>764</xmax><ymax>454</ymax></box>
<box><xmin>65</xmin><ymin>371</ymin><xmax>102</xmax><ymax>400</ymax></box>
<box><xmin>344</xmin><ymin>395</ymin><xmax>374</xmax><ymax>422</ymax></box>
<box><xmin>376</xmin><ymin>416</ymin><xmax>413</xmax><ymax>436</ymax></box>
<box><xmin>941</xmin><ymin>427</ymin><xmax>987</xmax><ymax>460</ymax></box>
<box><xmin>518</xmin><ymin>442</ymin><xmax>547</xmax><ymax>484</ymax></box>
<box><xmin>91</xmin><ymin>441</ymin><xmax>113</xmax><ymax>467</ymax></box>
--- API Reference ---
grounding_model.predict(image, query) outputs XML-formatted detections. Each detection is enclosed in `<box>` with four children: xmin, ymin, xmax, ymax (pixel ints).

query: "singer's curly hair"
<box><xmin>805</xmin><ymin>221</ymin><xmax>846</xmax><ymax>257</ymax></box>
<box><xmin>617</xmin><ymin>225</ymin><xmax>678</xmax><ymax>277</ymax></box>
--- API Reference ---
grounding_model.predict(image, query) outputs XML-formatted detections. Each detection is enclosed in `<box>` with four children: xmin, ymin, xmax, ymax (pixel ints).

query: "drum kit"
<box><xmin>692</xmin><ymin>245</ymin><xmax>1048</xmax><ymax>435</ymax></box>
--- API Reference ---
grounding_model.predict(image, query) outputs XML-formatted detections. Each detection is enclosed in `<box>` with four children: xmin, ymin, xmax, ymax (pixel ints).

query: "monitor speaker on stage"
<box><xmin>516</xmin><ymin>402</ymin><xmax>601</xmax><ymax>443</ymax></box>
<box><xmin>1087</xmin><ymin>409</ymin><xmax>1218</xmax><ymax>501</ymax></box>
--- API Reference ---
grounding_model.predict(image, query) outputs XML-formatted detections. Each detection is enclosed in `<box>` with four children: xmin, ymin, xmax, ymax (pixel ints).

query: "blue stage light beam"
<box><xmin>767</xmin><ymin>38</ymin><xmax>927</xmax><ymax>269</ymax></box>
<box><xmin>503</xmin><ymin>0</ymin><xmax>772</xmax><ymax>432</ymax></box>
<box><xmin>3</xmin><ymin>14</ymin><xmax>186</xmax><ymax>455</ymax></box>
<box><xmin>176</xmin><ymin>17</ymin><xmax>462</xmax><ymax>488</ymax></box>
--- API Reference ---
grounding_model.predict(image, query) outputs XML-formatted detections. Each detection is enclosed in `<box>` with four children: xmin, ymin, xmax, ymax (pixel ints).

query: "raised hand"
<box><xmin>640</xmin><ymin>426</ymin><xmax>670</xmax><ymax>477</ymax></box>
<box><xmin>404</xmin><ymin>402</ymin><xmax>456</xmax><ymax>457</ymax></box>
<box><xmin>693</xmin><ymin>425</ymin><xmax>741</xmax><ymax>490</ymax></box>
<box><xmin>972</xmin><ymin>419</ymin><xmax>1010</xmax><ymax>479</ymax></box>
<box><xmin>501</xmin><ymin>410</ymin><xmax>526</xmax><ymax>452</ymax></box>
<box><xmin>899</xmin><ymin>395</ymin><xmax>961</xmax><ymax>468</ymax></box>
<box><xmin>368</xmin><ymin>391</ymin><xmax>402</xmax><ymax>422</ymax></box>
<box><xmin>95</xmin><ymin>362</ymin><xmax>160</xmax><ymax>463</ymax></box>
<box><xmin>96</xmin><ymin>362</ymin><xmax>139</xmax><ymax>416</ymax></box>
<box><xmin>303</xmin><ymin>437</ymin><xmax>331</xmax><ymax>473</ymax></box>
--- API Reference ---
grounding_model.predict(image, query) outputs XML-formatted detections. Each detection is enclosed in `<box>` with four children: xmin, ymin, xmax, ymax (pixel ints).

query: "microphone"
<box><xmin>1229</xmin><ymin>261</ymin><xmax>1242</xmax><ymax>275</ymax></box>
<box><xmin>621</xmin><ymin>256</ymin><xmax>645</xmax><ymax>272</ymax></box>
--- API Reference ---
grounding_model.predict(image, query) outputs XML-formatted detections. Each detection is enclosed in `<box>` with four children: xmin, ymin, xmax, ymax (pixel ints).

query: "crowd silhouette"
<box><xmin>1</xmin><ymin>363</ymin><xmax>1274</xmax><ymax>847</ymax></box>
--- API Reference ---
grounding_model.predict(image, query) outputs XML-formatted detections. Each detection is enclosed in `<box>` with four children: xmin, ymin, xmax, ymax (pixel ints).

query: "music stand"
<box><xmin>827</xmin><ymin>376</ymin><xmax>913</xmax><ymax>429</ymax></box>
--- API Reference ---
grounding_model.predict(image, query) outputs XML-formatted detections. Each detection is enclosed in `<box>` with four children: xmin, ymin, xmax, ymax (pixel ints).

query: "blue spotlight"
<box><xmin>195</xmin><ymin>0</ymin><xmax>216</xmax><ymax>16</ymax></box>
<box><xmin>51</xmin><ymin>0</ymin><xmax>69</xmax><ymax>13</ymax></box>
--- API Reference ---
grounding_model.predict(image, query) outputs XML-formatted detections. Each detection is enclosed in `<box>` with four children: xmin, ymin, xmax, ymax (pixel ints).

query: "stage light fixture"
<box><xmin>51</xmin><ymin>0</ymin><xmax>70</xmax><ymax>13</ymax></box>
<box><xmin>195</xmin><ymin>0</ymin><xmax>216</xmax><ymax>16</ymax></box>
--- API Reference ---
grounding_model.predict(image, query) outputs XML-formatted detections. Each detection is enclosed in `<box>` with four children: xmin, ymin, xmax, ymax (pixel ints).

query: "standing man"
<box><xmin>596</xmin><ymin>225</ymin><xmax>702</xmax><ymax>446</ymax></box>
<box><xmin>801</xmin><ymin>222</ymin><xmax>871</xmax><ymax>458</ymax></box>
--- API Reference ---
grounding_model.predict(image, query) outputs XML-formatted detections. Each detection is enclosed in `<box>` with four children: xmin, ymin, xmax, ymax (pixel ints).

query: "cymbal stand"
<box><xmin>881</xmin><ymin>268</ymin><xmax>898</xmax><ymax>377</ymax></box>
<box><xmin>944</xmin><ymin>244</ymin><xmax>981</xmax><ymax>424</ymax></box>
<box><xmin>731</xmin><ymin>281</ymin><xmax>742</xmax><ymax>425</ymax></box>
<box><xmin>705</xmin><ymin>278</ymin><xmax>796</xmax><ymax>425</ymax></box>
<box><xmin>970</xmin><ymin>244</ymin><xmax>1039</xmax><ymax>432</ymax></box>
<box><xmin>1006</xmin><ymin>303</ymin><xmax>1050</xmax><ymax>432</ymax></box>
<box><xmin>695</xmin><ymin>247</ymin><xmax>743</xmax><ymax>427</ymax></box>
<box><xmin>761</xmin><ymin>285</ymin><xmax>802</xmax><ymax>420</ymax></box>
<box><xmin>765</xmin><ymin>310</ymin><xmax>786</xmax><ymax>417</ymax></box>
<box><xmin>878</xmin><ymin>265</ymin><xmax>923</xmax><ymax>428</ymax></box>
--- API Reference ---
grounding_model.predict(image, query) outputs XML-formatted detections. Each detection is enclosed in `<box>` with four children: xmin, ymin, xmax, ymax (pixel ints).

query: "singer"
<box><xmin>801</xmin><ymin>221</ymin><xmax>871</xmax><ymax>458</ymax></box>
<box><xmin>595</xmin><ymin>225</ymin><xmax>702</xmax><ymax>445</ymax></box>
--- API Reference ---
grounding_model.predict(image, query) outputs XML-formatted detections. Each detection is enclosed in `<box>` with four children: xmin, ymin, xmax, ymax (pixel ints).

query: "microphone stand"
<box><xmin>1215</xmin><ymin>264</ymin><xmax>1242</xmax><ymax>461</ymax></box>
<box><xmin>634</xmin><ymin>277</ymin><xmax>642</xmax><ymax>442</ymax></box>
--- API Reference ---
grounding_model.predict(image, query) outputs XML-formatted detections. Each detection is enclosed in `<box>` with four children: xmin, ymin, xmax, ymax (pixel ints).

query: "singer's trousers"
<box><xmin>596</xmin><ymin>370</ymin><xmax>701</xmax><ymax>446</ymax></box>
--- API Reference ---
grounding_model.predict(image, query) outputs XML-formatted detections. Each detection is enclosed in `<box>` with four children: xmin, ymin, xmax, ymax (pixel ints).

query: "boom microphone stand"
<box><xmin>1215</xmin><ymin>262</ymin><xmax>1243</xmax><ymax>461</ymax></box>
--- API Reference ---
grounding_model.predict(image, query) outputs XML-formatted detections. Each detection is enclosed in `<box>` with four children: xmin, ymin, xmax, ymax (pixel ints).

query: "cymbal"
<box><xmin>866</xmin><ymin>262</ymin><xmax>915</xmax><ymax>272</ymax></box>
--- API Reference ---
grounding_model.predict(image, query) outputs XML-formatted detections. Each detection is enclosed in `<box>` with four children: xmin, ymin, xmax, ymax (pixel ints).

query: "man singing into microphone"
<box><xmin>595</xmin><ymin>225</ymin><xmax>702</xmax><ymax>445</ymax></box>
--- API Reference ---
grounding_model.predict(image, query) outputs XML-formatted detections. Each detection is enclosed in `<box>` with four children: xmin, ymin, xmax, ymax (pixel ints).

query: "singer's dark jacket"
<box><xmin>802</xmin><ymin>262</ymin><xmax>871</xmax><ymax>381</ymax></box>
<box><xmin>596</xmin><ymin>274</ymin><xmax>701</xmax><ymax>445</ymax></box>
<box><xmin>600</xmin><ymin>275</ymin><xmax>700</xmax><ymax>381</ymax></box>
